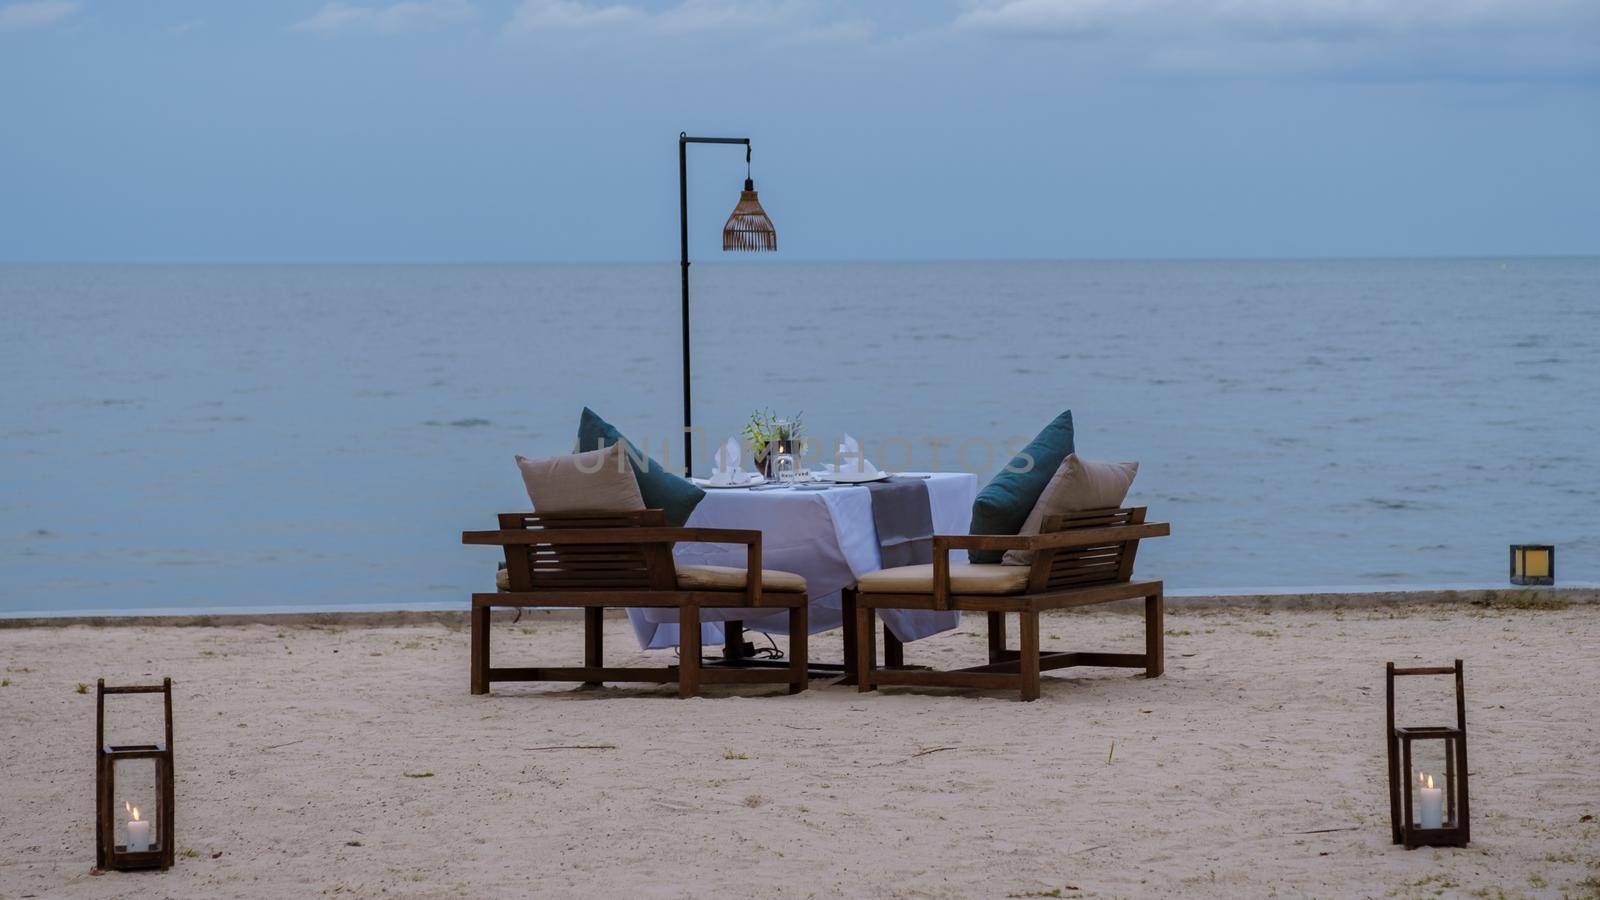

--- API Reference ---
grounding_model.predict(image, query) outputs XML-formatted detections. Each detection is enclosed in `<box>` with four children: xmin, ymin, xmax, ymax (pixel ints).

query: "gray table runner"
<box><xmin>864</xmin><ymin>476</ymin><xmax>934</xmax><ymax>568</ymax></box>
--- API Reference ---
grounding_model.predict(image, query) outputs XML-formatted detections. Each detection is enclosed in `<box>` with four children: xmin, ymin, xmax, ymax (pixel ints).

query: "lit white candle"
<box><xmin>124</xmin><ymin>801</ymin><xmax>151</xmax><ymax>852</ymax></box>
<box><xmin>1417</xmin><ymin>772</ymin><xmax>1443</xmax><ymax>829</ymax></box>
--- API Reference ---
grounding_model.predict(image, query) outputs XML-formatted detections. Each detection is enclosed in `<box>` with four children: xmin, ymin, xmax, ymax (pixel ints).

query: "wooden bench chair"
<box><xmin>462</xmin><ymin>510</ymin><xmax>809</xmax><ymax>698</ymax></box>
<box><xmin>844</xmin><ymin>507</ymin><xmax>1169</xmax><ymax>701</ymax></box>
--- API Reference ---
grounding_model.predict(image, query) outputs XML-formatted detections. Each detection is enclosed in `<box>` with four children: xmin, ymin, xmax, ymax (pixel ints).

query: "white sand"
<box><xmin>3</xmin><ymin>600</ymin><xmax>1598</xmax><ymax>899</ymax></box>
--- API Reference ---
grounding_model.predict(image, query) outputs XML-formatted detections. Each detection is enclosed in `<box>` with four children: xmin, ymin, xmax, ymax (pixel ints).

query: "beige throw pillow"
<box><xmin>516</xmin><ymin>443</ymin><xmax>645</xmax><ymax>514</ymax></box>
<box><xmin>1001</xmin><ymin>454</ymin><xmax>1138</xmax><ymax>566</ymax></box>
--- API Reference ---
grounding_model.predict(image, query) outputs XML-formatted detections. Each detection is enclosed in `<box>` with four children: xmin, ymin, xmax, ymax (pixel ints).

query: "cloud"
<box><xmin>0</xmin><ymin>0</ymin><xmax>80</xmax><ymax>32</ymax></box>
<box><xmin>293</xmin><ymin>0</ymin><xmax>476</xmax><ymax>34</ymax></box>
<box><xmin>952</xmin><ymin>0</ymin><xmax>1600</xmax><ymax>76</ymax></box>
<box><xmin>506</xmin><ymin>0</ymin><xmax>638</xmax><ymax>31</ymax></box>
<box><xmin>956</xmin><ymin>0</ymin><xmax>1595</xmax><ymax>37</ymax></box>
<box><xmin>504</xmin><ymin>0</ymin><xmax>869</xmax><ymax>40</ymax></box>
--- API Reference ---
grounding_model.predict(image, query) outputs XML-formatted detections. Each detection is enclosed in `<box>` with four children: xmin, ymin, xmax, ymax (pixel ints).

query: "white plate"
<box><xmin>824</xmin><ymin>471</ymin><xmax>891</xmax><ymax>484</ymax></box>
<box><xmin>692</xmin><ymin>474</ymin><xmax>767</xmax><ymax>489</ymax></box>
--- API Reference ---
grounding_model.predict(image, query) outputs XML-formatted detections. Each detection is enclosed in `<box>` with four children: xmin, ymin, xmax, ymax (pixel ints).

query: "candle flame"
<box><xmin>1426</xmin><ymin>775</ymin><xmax>1435</xmax><ymax>790</ymax></box>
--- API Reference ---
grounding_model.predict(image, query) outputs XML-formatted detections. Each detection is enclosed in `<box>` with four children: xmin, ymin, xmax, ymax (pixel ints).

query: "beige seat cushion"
<box><xmin>675</xmin><ymin>564</ymin><xmax>806</xmax><ymax>594</ymax></box>
<box><xmin>1003</xmin><ymin>454</ymin><xmax>1138</xmax><ymax>566</ymax></box>
<box><xmin>856</xmin><ymin>562</ymin><xmax>1029</xmax><ymax>595</ymax></box>
<box><xmin>515</xmin><ymin>443</ymin><xmax>644</xmax><ymax>515</ymax></box>
<box><xmin>498</xmin><ymin>564</ymin><xmax>805</xmax><ymax>594</ymax></box>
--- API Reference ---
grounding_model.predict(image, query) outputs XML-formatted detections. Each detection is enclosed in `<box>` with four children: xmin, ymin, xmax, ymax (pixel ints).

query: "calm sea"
<box><xmin>2</xmin><ymin>259</ymin><xmax>1596</xmax><ymax>616</ymax></box>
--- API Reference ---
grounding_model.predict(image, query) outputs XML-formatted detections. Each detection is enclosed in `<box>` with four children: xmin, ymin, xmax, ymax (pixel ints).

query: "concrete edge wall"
<box><xmin>2</xmin><ymin>587</ymin><xmax>1595</xmax><ymax>630</ymax></box>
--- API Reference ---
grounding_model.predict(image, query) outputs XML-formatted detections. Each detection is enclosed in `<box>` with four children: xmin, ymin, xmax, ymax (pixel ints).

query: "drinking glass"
<box><xmin>772</xmin><ymin>452</ymin><xmax>798</xmax><ymax>483</ymax></box>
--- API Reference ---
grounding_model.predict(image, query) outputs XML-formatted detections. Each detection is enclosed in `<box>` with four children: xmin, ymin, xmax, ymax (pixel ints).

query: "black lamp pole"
<box><xmin>678</xmin><ymin>133</ymin><xmax>754</xmax><ymax>479</ymax></box>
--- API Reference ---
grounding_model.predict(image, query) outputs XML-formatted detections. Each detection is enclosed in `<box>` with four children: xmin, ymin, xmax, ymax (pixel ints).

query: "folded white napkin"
<box><xmin>711</xmin><ymin>436</ymin><xmax>744</xmax><ymax>484</ymax></box>
<box><xmin>836</xmin><ymin>433</ymin><xmax>882</xmax><ymax>477</ymax></box>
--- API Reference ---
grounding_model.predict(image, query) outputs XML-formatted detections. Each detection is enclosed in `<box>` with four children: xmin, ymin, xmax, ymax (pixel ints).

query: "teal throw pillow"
<box><xmin>576</xmin><ymin>407</ymin><xmax>705</xmax><ymax>527</ymax></box>
<box><xmin>968</xmin><ymin>410</ymin><xmax>1076</xmax><ymax>563</ymax></box>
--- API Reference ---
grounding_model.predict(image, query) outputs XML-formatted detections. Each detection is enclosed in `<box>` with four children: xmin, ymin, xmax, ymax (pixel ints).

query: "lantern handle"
<box><xmin>95</xmin><ymin>678</ymin><xmax>176</xmax><ymax>749</ymax></box>
<box><xmin>1386</xmin><ymin>658</ymin><xmax>1465</xmax><ymax>724</ymax></box>
<box><xmin>1385</xmin><ymin>659</ymin><xmax>1467</xmax><ymax>735</ymax></box>
<box><xmin>1388</xmin><ymin>665</ymin><xmax>1456</xmax><ymax>676</ymax></box>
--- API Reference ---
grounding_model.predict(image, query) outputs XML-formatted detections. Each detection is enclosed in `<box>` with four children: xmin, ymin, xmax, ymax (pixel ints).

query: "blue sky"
<box><xmin>1</xmin><ymin>0</ymin><xmax>1596</xmax><ymax>262</ymax></box>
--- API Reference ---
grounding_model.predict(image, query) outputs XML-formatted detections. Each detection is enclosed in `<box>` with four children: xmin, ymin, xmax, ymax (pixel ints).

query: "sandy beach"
<box><xmin>3</xmin><ymin>597</ymin><xmax>1597</xmax><ymax>899</ymax></box>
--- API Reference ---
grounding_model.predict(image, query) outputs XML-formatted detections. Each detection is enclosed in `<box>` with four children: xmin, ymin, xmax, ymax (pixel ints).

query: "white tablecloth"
<box><xmin>627</xmin><ymin>472</ymin><xmax>977</xmax><ymax>650</ymax></box>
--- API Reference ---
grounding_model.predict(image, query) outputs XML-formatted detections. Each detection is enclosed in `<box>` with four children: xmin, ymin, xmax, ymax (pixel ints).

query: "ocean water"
<box><xmin>2</xmin><ymin>259</ymin><xmax>1596</xmax><ymax>616</ymax></box>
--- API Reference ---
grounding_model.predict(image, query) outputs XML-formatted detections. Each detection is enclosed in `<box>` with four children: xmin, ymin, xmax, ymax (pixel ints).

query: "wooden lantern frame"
<box><xmin>1509</xmin><ymin>544</ymin><xmax>1554</xmax><ymax>586</ymax></box>
<box><xmin>96</xmin><ymin>677</ymin><xmax>175</xmax><ymax>871</ymax></box>
<box><xmin>1386</xmin><ymin>660</ymin><xmax>1470</xmax><ymax>849</ymax></box>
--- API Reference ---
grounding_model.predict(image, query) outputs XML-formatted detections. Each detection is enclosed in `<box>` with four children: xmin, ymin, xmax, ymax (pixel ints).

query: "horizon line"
<box><xmin>3</xmin><ymin>253</ymin><xmax>1597</xmax><ymax>267</ymax></box>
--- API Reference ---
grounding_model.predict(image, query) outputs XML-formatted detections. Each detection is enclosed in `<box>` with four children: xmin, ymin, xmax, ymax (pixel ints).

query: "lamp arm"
<box><xmin>678</xmin><ymin>133</ymin><xmax>754</xmax><ymax>480</ymax></box>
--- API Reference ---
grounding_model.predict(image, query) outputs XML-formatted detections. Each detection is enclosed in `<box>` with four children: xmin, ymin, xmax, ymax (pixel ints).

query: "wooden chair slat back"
<box><xmin>496</xmin><ymin>510</ymin><xmax>677</xmax><ymax>592</ymax></box>
<box><xmin>1028</xmin><ymin>507</ymin><xmax>1147</xmax><ymax>593</ymax></box>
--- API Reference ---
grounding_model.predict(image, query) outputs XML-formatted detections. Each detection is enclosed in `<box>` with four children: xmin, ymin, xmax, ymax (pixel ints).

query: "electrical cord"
<box><xmin>669</xmin><ymin>631</ymin><xmax>787</xmax><ymax>663</ymax></box>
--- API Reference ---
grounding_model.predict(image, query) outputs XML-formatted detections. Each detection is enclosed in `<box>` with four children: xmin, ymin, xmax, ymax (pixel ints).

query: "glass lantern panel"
<box><xmin>112</xmin><ymin>757</ymin><xmax>160</xmax><ymax>851</ymax></box>
<box><xmin>1407</xmin><ymin>739</ymin><xmax>1456</xmax><ymax>829</ymax></box>
<box><xmin>1524</xmin><ymin>549</ymin><xmax>1550</xmax><ymax>578</ymax></box>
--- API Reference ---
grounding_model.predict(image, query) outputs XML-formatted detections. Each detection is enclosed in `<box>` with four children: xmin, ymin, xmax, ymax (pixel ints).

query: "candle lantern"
<box><xmin>1385</xmin><ymin>660</ymin><xmax>1469</xmax><ymax>849</ymax></box>
<box><xmin>96</xmin><ymin>678</ymin><xmax>175</xmax><ymax>871</ymax></box>
<box><xmin>1509</xmin><ymin>544</ymin><xmax>1554</xmax><ymax>586</ymax></box>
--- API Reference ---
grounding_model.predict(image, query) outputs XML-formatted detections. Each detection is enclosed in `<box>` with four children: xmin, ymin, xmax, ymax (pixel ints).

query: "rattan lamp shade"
<box><xmin>722</xmin><ymin>178</ymin><xmax>777</xmax><ymax>252</ymax></box>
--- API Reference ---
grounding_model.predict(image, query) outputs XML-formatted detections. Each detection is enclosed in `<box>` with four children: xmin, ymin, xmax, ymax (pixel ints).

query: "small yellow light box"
<box><xmin>1509</xmin><ymin>545</ymin><xmax>1554</xmax><ymax>586</ymax></box>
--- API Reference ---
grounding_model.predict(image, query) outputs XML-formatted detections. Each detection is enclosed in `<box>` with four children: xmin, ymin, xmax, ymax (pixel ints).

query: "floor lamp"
<box><xmin>679</xmin><ymin>132</ymin><xmax>777</xmax><ymax>477</ymax></box>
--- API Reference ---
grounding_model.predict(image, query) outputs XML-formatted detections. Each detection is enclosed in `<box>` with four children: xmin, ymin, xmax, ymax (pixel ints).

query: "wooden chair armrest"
<box><xmin>462</xmin><ymin>526</ymin><xmax>760</xmax><ymax>546</ymax></box>
<box><xmin>461</xmin><ymin>525</ymin><xmax>767</xmax><ymax>605</ymax></box>
<box><xmin>929</xmin><ymin>523</ymin><xmax>1169</xmax><ymax>555</ymax></box>
<box><xmin>924</xmin><ymin>524</ymin><xmax>1169</xmax><ymax>609</ymax></box>
<box><xmin>1030</xmin><ymin>522</ymin><xmax>1169</xmax><ymax>550</ymax></box>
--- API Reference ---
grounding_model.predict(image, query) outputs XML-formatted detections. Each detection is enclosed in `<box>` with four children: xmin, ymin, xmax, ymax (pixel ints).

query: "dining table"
<box><xmin>626</xmin><ymin>471</ymin><xmax>978</xmax><ymax>650</ymax></box>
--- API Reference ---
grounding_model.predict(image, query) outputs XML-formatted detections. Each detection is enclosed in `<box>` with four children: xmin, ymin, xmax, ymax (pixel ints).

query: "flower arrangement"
<box><xmin>742</xmin><ymin>408</ymin><xmax>803</xmax><ymax>474</ymax></box>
